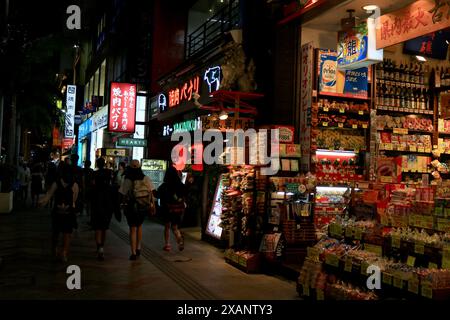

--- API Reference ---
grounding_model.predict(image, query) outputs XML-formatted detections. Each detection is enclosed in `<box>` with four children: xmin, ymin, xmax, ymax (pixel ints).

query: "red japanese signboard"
<box><xmin>108</xmin><ymin>82</ymin><xmax>137</xmax><ymax>133</ymax></box>
<box><xmin>168</xmin><ymin>76</ymin><xmax>200</xmax><ymax>108</ymax></box>
<box><xmin>376</xmin><ymin>0</ymin><xmax>450</xmax><ymax>49</ymax></box>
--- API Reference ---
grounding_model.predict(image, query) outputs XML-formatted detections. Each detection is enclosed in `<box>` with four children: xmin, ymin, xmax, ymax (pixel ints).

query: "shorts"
<box><xmin>52</xmin><ymin>212</ymin><xmax>77</xmax><ymax>234</ymax></box>
<box><xmin>124</xmin><ymin>206</ymin><xmax>146</xmax><ymax>227</ymax></box>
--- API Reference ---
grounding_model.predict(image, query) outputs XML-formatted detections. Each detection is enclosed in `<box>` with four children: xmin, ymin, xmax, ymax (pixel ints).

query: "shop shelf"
<box><xmin>376</xmin><ymin>106</ymin><xmax>434</xmax><ymax>115</ymax></box>
<box><xmin>376</xmin><ymin>78</ymin><xmax>429</xmax><ymax>90</ymax></box>
<box><xmin>377</xmin><ymin>128</ymin><xmax>434</xmax><ymax>134</ymax></box>
<box><xmin>318</xmin><ymin>108</ymin><xmax>370</xmax><ymax>116</ymax></box>
<box><xmin>317</xmin><ymin>92</ymin><xmax>370</xmax><ymax>100</ymax></box>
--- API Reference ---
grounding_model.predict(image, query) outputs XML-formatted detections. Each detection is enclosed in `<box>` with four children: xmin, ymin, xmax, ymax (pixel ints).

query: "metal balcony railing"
<box><xmin>186</xmin><ymin>0</ymin><xmax>240</xmax><ymax>59</ymax></box>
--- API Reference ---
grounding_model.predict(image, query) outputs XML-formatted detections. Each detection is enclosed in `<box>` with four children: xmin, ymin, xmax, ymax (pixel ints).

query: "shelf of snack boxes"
<box><xmin>378</xmin><ymin>144</ymin><xmax>432</xmax><ymax>154</ymax></box>
<box><xmin>297</xmin><ymin>220</ymin><xmax>450</xmax><ymax>300</ymax></box>
<box><xmin>224</xmin><ymin>249</ymin><xmax>261</xmax><ymax>273</ymax></box>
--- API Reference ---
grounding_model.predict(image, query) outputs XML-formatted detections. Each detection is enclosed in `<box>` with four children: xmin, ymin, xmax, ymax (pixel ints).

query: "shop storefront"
<box><xmin>274</xmin><ymin>0</ymin><xmax>450</xmax><ymax>300</ymax></box>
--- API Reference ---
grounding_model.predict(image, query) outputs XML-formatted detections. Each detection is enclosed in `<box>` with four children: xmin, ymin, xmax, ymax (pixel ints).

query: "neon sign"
<box><xmin>168</xmin><ymin>76</ymin><xmax>200</xmax><ymax>108</ymax></box>
<box><xmin>203</xmin><ymin>66</ymin><xmax>221</xmax><ymax>93</ymax></box>
<box><xmin>158</xmin><ymin>93</ymin><xmax>167</xmax><ymax>112</ymax></box>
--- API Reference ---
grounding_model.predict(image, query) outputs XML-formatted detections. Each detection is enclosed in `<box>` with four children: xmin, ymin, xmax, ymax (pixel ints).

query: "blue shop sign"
<box><xmin>79</xmin><ymin>118</ymin><xmax>92</xmax><ymax>139</ymax></box>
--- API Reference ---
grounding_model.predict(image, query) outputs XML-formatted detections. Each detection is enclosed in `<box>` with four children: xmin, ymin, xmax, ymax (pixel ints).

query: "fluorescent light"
<box><xmin>316</xmin><ymin>149</ymin><xmax>356</xmax><ymax>157</ymax></box>
<box><xmin>316</xmin><ymin>186</ymin><xmax>349</xmax><ymax>193</ymax></box>
<box><xmin>277</xmin><ymin>192</ymin><xmax>285</xmax><ymax>195</ymax></box>
<box><xmin>224</xmin><ymin>139</ymin><xmax>229</xmax><ymax>143</ymax></box>
<box><xmin>219</xmin><ymin>111</ymin><xmax>228</xmax><ymax>120</ymax></box>
<box><xmin>286</xmin><ymin>192</ymin><xmax>295</xmax><ymax>196</ymax></box>
<box><xmin>416</xmin><ymin>55</ymin><xmax>427</xmax><ymax>62</ymax></box>
<box><xmin>363</xmin><ymin>4</ymin><xmax>379</xmax><ymax>11</ymax></box>
<box><xmin>446</xmin><ymin>40</ymin><xmax>449</xmax><ymax>45</ymax></box>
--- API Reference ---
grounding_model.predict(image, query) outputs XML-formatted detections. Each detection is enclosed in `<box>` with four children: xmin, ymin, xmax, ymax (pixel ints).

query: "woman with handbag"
<box><xmin>154</xmin><ymin>165</ymin><xmax>186</xmax><ymax>252</ymax></box>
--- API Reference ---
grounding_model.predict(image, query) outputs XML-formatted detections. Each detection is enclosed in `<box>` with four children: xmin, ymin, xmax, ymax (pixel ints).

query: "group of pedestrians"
<box><xmin>38</xmin><ymin>154</ymin><xmax>187</xmax><ymax>263</ymax></box>
<box><xmin>16</xmin><ymin>160</ymin><xmax>47</xmax><ymax>208</ymax></box>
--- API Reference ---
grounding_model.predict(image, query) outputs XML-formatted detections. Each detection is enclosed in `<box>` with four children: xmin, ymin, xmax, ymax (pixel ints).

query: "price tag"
<box><xmin>365</xmin><ymin>244</ymin><xmax>382</xmax><ymax>256</ymax></box>
<box><xmin>362</xmin><ymin>124</ymin><xmax>368</xmax><ymax>129</ymax></box>
<box><xmin>393</xmin><ymin>128</ymin><xmax>408</xmax><ymax>135</ymax></box>
<box><xmin>385</xmin><ymin>143</ymin><xmax>393</xmax><ymax>150</ymax></box>
<box><xmin>428</xmin><ymin>262</ymin><xmax>438</xmax><ymax>269</ymax></box>
<box><xmin>325</xmin><ymin>254</ymin><xmax>340</xmax><ymax>267</ymax></box>
<box><xmin>382</xmin><ymin>273</ymin><xmax>393</xmax><ymax>285</ymax></box>
<box><xmin>322</xmin><ymin>122</ymin><xmax>328</xmax><ymax>127</ymax></box>
<box><xmin>393</xmin><ymin>277</ymin><xmax>403</xmax><ymax>289</ymax></box>
<box><xmin>316</xmin><ymin>289</ymin><xmax>324</xmax><ymax>300</ymax></box>
<box><xmin>354</xmin><ymin>228</ymin><xmax>362</xmax><ymax>240</ymax></box>
<box><xmin>415</xmin><ymin>243</ymin><xmax>425</xmax><ymax>255</ymax></box>
<box><xmin>391</xmin><ymin>236</ymin><xmax>401</xmax><ymax>248</ymax></box>
<box><xmin>352</xmin><ymin>124</ymin><xmax>358</xmax><ymax>129</ymax></box>
<box><xmin>425</xmin><ymin>148</ymin><xmax>431</xmax><ymax>153</ymax></box>
<box><xmin>407</xmin><ymin>256</ymin><xmax>416</xmax><ymax>267</ymax></box>
<box><xmin>344</xmin><ymin>257</ymin><xmax>353</xmax><ymax>272</ymax></box>
<box><xmin>345</xmin><ymin>227</ymin><xmax>353</xmax><ymax>238</ymax></box>
<box><xmin>339</xmin><ymin>108</ymin><xmax>345</xmax><ymax>113</ymax></box>
<box><xmin>338</xmin><ymin>123</ymin><xmax>344</xmax><ymax>128</ymax></box>
<box><xmin>358</xmin><ymin>111</ymin><xmax>364</xmax><ymax>115</ymax></box>
<box><xmin>361</xmin><ymin>261</ymin><xmax>369</xmax><ymax>275</ymax></box>
<box><xmin>409</xmin><ymin>146</ymin><xmax>417</xmax><ymax>152</ymax></box>
<box><xmin>408</xmin><ymin>279</ymin><xmax>419</xmax><ymax>294</ymax></box>
<box><xmin>417</xmin><ymin>147</ymin><xmax>425</xmax><ymax>153</ymax></box>
<box><xmin>421</xmin><ymin>283</ymin><xmax>433</xmax><ymax>299</ymax></box>
<box><xmin>323</xmin><ymin>107</ymin><xmax>329</xmax><ymax>112</ymax></box>
<box><xmin>303</xmin><ymin>285</ymin><xmax>310</xmax><ymax>297</ymax></box>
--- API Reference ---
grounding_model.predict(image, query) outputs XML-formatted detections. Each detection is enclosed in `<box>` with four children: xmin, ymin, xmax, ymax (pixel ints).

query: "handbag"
<box><xmin>167</xmin><ymin>201</ymin><xmax>185</xmax><ymax>215</ymax></box>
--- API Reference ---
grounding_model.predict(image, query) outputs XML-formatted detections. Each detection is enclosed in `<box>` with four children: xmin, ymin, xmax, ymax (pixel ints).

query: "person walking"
<box><xmin>119</xmin><ymin>160</ymin><xmax>155</xmax><ymax>260</ymax></box>
<box><xmin>39</xmin><ymin>163</ymin><xmax>79</xmax><ymax>263</ymax></box>
<box><xmin>112</xmin><ymin>161</ymin><xmax>126</xmax><ymax>222</ymax></box>
<box><xmin>154</xmin><ymin>165</ymin><xmax>186</xmax><ymax>252</ymax></box>
<box><xmin>70</xmin><ymin>154</ymin><xmax>84</xmax><ymax>216</ymax></box>
<box><xmin>81</xmin><ymin>160</ymin><xmax>94</xmax><ymax>217</ymax></box>
<box><xmin>17</xmin><ymin>161</ymin><xmax>31</xmax><ymax>205</ymax></box>
<box><xmin>30</xmin><ymin>163</ymin><xmax>44</xmax><ymax>208</ymax></box>
<box><xmin>91</xmin><ymin>157</ymin><xmax>113</xmax><ymax>261</ymax></box>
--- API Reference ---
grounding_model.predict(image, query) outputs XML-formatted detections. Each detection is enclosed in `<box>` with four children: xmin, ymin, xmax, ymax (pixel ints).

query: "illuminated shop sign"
<box><xmin>65</xmin><ymin>85</ymin><xmax>76</xmax><ymax>138</ymax></box>
<box><xmin>376</xmin><ymin>0</ymin><xmax>450</xmax><ymax>49</ymax></box>
<box><xmin>117</xmin><ymin>138</ymin><xmax>147</xmax><ymax>147</ymax></box>
<box><xmin>204</xmin><ymin>66</ymin><xmax>221</xmax><ymax>93</ymax></box>
<box><xmin>337</xmin><ymin>18</ymin><xmax>383</xmax><ymax>70</ymax></box>
<box><xmin>160</xmin><ymin>65</ymin><xmax>222</xmax><ymax>113</ymax></box>
<box><xmin>108</xmin><ymin>82</ymin><xmax>137</xmax><ymax>133</ymax></box>
<box><xmin>162</xmin><ymin>117</ymin><xmax>202</xmax><ymax>137</ymax></box>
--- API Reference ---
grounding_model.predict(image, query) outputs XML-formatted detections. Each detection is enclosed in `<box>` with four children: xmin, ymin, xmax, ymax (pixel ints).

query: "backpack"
<box><xmin>129</xmin><ymin>178</ymin><xmax>155</xmax><ymax>215</ymax></box>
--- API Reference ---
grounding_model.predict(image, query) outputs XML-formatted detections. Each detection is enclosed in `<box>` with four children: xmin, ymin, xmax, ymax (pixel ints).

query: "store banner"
<box><xmin>52</xmin><ymin>126</ymin><xmax>62</xmax><ymax>147</ymax></box>
<box><xmin>108</xmin><ymin>82</ymin><xmax>137</xmax><ymax>133</ymax></box>
<box><xmin>62</xmin><ymin>138</ymin><xmax>74</xmax><ymax>150</ymax></box>
<box><xmin>337</xmin><ymin>18</ymin><xmax>383</xmax><ymax>70</ymax></box>
<box><xmin>65</xmin><ymin>85</ymin><xmax>76</xmax><ymax>138</ymax></box>
<box><xmin>300</xmin><ymin>42</ymin><xmax>314</xmax><ymax>171</ymax></box>
<box><xmin>92</xmin><ymin>106</ymin><xmax>108</xmax><ymax>131</ymax></box>
<box><xmin>78</xmin><ymin>118</ymin><xmax>92</xmax><ymax>139</ymax></box>
<box><xmin>318</xmin><ymin>50</ymin><xmax>368</xmax><ymax>98</ymax></box>
<box><xmin>376</xmin><ymin>0</ymin><xmax>450</xmax><ymax>49</ymax></box>
<box><xmin>117</xmin><ymin>138</ymin><xmax>147</xmax><ymax>147</ymax></box>
<box><xmin>200</xmin><ymin>116</ymin><xmax>254</xmax><ymax>132</ymax></box>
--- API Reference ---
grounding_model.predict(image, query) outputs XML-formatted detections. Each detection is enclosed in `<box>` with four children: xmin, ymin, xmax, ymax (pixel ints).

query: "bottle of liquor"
<box><xmin>445</xmin><ymin>67</ymin><xmax>450</xmax><ymax>86</ymax></box>
<box><xmin>419</xmin><ymin>64</ymin><xmax>424</xmax><ymax>86</ymax></box>
<box><xmin>376</xmin><ymin>62</ymin><xmax>382</xmax><ymax>80</ymax></box>
<box><xmin>379</xmin><ymin>85</ymin><xmax>385</xmax><ymax>106</ymax></box>
<box><xmin>409</xmin><ymin>63</ymin><xmax>415</xmax><ymax>84</ymax></box>
<box><xmin>424</xmin><ymin>89</ymin><xmax>429</xmax><ymax>110</ymax></box>
<box><xmin>400</xmin><ymin>63</ymin><xmax>406</xmax><ymax>82</ymax></box>
<box><xmin>410</xmin><ymin>88</ymin><xmax>416</xmax><ymax>109</ymax></box>
<box><xmin>394</xmin><ymin>61</ymin><xmax>400</xmax><ymax>81</ymax></box>
<box><xmin>424</xmin><ymin>65</ymin><xmax>430</xmax><ymax>87</ymax></box>
<box><xmin>390</xmin><ymin>60</ymin><xmax>396</xmax><ymax>81</ymax></box>
<box><xmin>441</xmin><ymin>66</ymin><xmax>445</xmax><ymax>87</ymax></box>
<box><xmin>395</xmin><ymin>87</ymin><xmax>401</xmax><ymax>107</ymax></box>
<box><xmin>400</xmin><ymin>87</ymin><xmax>407</xmax><ymax>108</ymax></box>
<box><xmin>415</xmin><ymin>89</ymin><xmax>420</xmax><ymax>109</ymax></box>
<box><xmin>420</xmin><ymin>89</ymin><xmax>425</xmax><ymax>110</ymax></box>
<box><xmin>404</xmin><ymin>63</ymin><xmax>410</xmax><ymax>83</ymax></box>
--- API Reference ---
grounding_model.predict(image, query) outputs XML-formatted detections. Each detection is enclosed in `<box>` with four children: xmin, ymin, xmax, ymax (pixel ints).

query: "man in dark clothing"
<box><xmin>70</xmin><ymin>154</ymin><xmax>84</xmax><ymax>215</ymax></box>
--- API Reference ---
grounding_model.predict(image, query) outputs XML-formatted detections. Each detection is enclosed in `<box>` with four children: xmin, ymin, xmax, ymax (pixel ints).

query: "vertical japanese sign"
<box><xmin>65</xmin><ymin>85</ymin><xmax>76</xmax><ymax>138</ymax></box>
<box><xmin>108</xmin><ymin>82</ymin><xmax>137</xmax><ymax>134</ymax></box>
<box><xmin>376</xmin><ymin>0</ymin><xmax>450</xmax><ymax>49</ymax></box>
<box><xmin>300</xmin><ymin>42</ymin><xmax>314</xmax><ymax>171</ymax></box>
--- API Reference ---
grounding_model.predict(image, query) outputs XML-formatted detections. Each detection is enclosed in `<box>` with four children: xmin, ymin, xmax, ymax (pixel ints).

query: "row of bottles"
<box><xmin>376</xmin><ymin>59</ymin><xmax>430</xmax><ymax>87</ymax></box>
<box><xmin>376</xmin><ymin>85</ymin><xmax>432</xmax><ymax>110</ymax></box>
<box><xmin>437</xmin><ymin>67</ymin><xmax>450</xmax><ymax>87</ymax></box>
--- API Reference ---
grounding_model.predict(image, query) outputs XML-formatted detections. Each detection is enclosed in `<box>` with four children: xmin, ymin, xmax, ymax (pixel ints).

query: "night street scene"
<box><xmin>1</xmin><ymin>0</ymin><xmax>450</xmax><ymax>313</ymax></box>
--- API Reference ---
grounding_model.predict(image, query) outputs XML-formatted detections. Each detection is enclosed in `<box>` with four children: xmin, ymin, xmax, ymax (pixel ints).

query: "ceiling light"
<box><xmin>219</xmin><ymin>111</ymin><xmax>228</xmax><ymax>120</ymax></box>
<box><xmin>363</xmin><ymin>5</ymin><xmax>379</xmax><ymax>12</ymax></box>
<box><xmin>446</xmin><ymin>40</ymin><xmax>449</xmax><ymax>45</ymax></box>
<box><xmin>416</xmin><ymin>55</ymin><xmax>427</xmax><ymax>62</ymax></box>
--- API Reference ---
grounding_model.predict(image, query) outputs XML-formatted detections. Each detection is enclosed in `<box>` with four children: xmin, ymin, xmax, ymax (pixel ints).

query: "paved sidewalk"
<box><xmin>0</xmin><ymin>204</ymin><xmax>298</xmax><ymax>300</ymax></box>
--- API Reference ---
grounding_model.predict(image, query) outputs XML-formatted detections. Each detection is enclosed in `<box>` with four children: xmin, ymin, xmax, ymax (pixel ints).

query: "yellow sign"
<box><xmin>105</xmin><ymin>149</ymin><xmax>127</xmax><ymax>157</ymax></box>
<box><xmin>407</xmin><ymin>256</ymin><xmax>416</xmax><ymax>267</ymax></box>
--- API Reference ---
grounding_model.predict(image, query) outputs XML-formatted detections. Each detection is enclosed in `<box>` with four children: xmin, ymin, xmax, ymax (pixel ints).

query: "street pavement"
<box><xmin>0</xmin><ymin>199</ymin><xmax>298</xmax><ymax>300</ymax></box>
